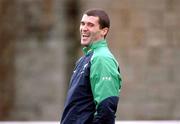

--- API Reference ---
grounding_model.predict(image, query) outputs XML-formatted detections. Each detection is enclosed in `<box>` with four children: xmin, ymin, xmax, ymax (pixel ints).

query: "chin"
<box><xmin>81</xmin><ymin>41</ymin><xmax>90</xmax><ymax>46</ymax></box>
<box><xmin>81</xmin><ymin>43</ymin><xmax>88</xmax><ymax>46</ymax></box>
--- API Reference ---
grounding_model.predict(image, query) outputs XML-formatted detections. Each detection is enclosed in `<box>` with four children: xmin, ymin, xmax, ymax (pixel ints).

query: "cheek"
<box><xmin>79</xmin><ymin>27</ymin><xmax>82</xmax><ymax>32</ymax></box>
<box><xmin>92</xmin><ymin>30</ymin><xmax>101</xmax><ymax>36</ymax></box>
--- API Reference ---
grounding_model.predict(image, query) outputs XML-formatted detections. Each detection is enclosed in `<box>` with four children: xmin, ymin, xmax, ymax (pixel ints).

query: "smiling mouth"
<box><xmin>82</xmin><ymin>34</ymin><xmax>90</xmax><ymax>38</ymax></box>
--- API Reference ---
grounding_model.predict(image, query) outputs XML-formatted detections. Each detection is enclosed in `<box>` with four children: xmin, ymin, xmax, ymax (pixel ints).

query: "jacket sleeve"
<box><xmin>90</xmin><ymin>56</ymin><xmax>122</xmax><ymax>124</ymax></box>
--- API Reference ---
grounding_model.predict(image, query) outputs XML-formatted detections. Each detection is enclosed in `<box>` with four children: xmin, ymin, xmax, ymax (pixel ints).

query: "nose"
<box><xmin>81</xmin><ymin>24</ymin><xmax>88</xmax><ymax>32</ymax></box>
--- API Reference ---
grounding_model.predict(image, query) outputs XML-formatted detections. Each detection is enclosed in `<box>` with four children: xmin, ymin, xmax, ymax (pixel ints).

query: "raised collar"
<box><xmin>82</xmin><ymin>39</ymin><xmax>107</xmax><ymax>55</ymax></box>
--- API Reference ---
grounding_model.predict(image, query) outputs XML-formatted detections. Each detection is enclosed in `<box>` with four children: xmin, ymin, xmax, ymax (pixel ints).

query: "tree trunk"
<box><xmin>0</xmin><ymin>0</ymin><xmax>18</xmax><ymax>120</ymax></box>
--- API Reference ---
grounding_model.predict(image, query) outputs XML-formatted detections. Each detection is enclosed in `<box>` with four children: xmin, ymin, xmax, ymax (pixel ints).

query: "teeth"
<box><xmin>82</xmin><ymin>35</ymin><xmax>88</xmax><ymax>37</ymax></box>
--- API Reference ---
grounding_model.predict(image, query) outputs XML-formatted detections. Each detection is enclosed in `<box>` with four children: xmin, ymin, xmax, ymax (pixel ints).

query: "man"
<box><xmin>61</xmin><ymin>9</ymin><xmax>122</xmax><ymax>124</ymax></box>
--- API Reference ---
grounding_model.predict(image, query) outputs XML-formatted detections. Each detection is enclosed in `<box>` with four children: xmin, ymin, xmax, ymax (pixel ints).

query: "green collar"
<box><xmin>82</xmin><ymin>39</ymin><xmax>107</xmax><ymax>55</ymax></box>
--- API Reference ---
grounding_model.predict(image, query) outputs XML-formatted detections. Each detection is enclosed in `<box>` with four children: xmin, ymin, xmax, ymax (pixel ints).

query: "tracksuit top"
<box><xmin>61</xmin><ymin>39</ymin><xmax>122</xmax><ymax>124</ymax></box>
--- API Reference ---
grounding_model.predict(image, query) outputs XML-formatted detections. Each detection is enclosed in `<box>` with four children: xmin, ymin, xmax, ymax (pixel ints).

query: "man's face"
<box><xmin>80</xmin><ymin>14</ymin><xmax>106</xmax><ymax>46</ymax></box>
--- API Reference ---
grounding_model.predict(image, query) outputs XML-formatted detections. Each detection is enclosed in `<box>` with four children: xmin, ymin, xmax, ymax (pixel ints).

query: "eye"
<box><xmin>80</xmin><ymin>21</ymin><xmax>85</xmax><ymax>26</ymax></box>
<box><xmin>87</xmin><ymin>23</ymin><xmax>94</xmax><ymax>27</ymax></box>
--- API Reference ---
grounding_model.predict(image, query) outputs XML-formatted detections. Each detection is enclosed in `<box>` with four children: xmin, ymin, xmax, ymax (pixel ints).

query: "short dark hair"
<box><xmin>84</xmin><ymin>9</ymin><xmax>110</xmax><ymax>29</ymax></box>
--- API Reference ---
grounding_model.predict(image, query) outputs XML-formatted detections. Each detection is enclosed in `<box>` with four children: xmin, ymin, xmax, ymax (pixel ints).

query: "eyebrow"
<box><xmin>80</xmin><ymin>21</ymin><xmax>95</xmax><ymax>25</ymax></box>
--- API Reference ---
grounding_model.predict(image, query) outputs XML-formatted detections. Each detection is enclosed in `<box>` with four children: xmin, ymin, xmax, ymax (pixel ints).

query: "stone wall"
<box><xmin>7</xmin><ymin>0</ymin><xmax>67</xmax><ymax>121</ymax></box>
<box><xmin>8</xmin><ymin>0</ymin><xmax>80</xmax><ymax>121</ymax></box>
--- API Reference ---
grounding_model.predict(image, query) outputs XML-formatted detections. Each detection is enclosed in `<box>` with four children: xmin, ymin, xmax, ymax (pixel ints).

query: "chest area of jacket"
<box><xmin>70</xmin><ymin>53</ymin><xmax>93</xmax><ymax>89</ymax></box>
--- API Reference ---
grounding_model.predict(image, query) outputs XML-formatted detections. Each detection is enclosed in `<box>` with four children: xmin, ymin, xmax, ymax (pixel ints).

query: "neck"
<box><xmin>93</xmin><ymin>38</ymin><xmax>105</xmax><ymax>43</ymax></box>
<box><xmin>85</xmin><ymin>38</ymin><xmax>105</xmax><ymax>47</ymax></box>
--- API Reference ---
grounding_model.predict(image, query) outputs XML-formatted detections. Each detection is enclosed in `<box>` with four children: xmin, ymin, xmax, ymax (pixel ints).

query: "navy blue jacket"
<box><xmin>61</xmin><ymin>40</ymin><xmax>122</xmax><ymax>124</ymax></box>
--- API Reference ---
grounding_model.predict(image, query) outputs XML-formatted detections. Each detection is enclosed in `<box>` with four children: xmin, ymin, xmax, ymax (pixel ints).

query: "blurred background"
<box><xmin>0</xmin><ymin>0</ymin><xmax>180</xmax><ymax>121</ymax></box>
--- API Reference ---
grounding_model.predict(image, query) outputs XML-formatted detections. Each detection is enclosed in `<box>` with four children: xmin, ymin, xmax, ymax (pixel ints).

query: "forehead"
<box><xmin>81</xmin><ymin>14</ymin><xmax>99</xmax><ymax>24</ymax></box>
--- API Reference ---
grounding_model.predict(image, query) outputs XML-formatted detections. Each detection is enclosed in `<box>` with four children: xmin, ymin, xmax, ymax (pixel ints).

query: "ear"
<box><xmin>101</xmin><ymin>27</ymin><xmax>109</xmax><ymax>37</ymax></box>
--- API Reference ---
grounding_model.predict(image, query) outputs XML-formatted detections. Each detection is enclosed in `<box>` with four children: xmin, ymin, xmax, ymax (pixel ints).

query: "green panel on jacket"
<box><xmin>89</xmin><ymin>39</ymin><xmax>122</xmax><ymax>108</ymax></box>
